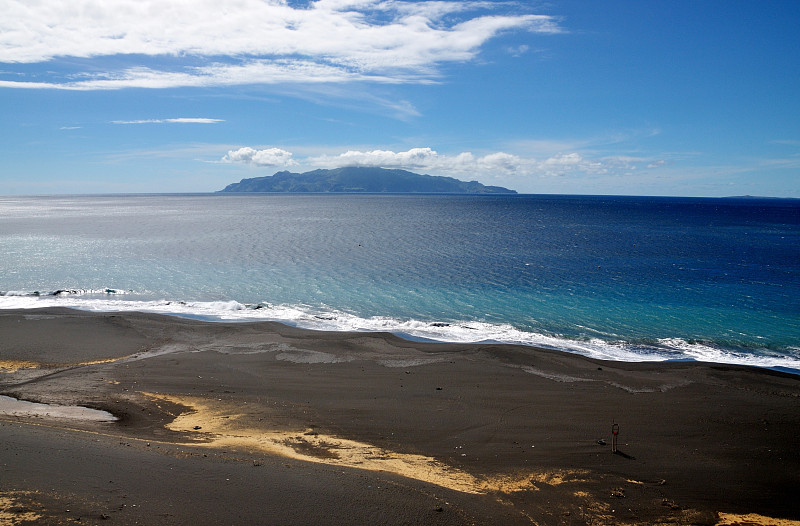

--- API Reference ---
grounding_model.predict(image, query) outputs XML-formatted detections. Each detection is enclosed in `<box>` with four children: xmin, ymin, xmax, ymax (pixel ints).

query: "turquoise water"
<box><xmin>1</xmin><ymin>194</ymin><xmax>798</xmax><ymax>371</ymax></box>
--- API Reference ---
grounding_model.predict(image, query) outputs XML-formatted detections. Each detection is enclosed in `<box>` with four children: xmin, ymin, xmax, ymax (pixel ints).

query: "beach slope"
<box><xmin>1</xmin><ymin>308</ymin><xmax>799</xmax><ymax>525</ymax></box>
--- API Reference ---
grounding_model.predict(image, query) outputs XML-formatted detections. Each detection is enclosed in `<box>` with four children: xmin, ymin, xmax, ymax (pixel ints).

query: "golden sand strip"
<box><xmin>0</xmin><ymin>360</ymin><xmax>39</xmax><ymax>373</ymax></box>
<box><xmin>715</xmin><ymin>513</ymin><xmax>800</xmax><ymax>526</ymax></box>
<box><xmin>78</xmin><ymin>358</ymin><xmax>120</xmax><ymax>366</ymax></box>
<box><xmin>0</xmin><ymin>357</ymin><xmax>121</xmax><ymax>373</ymax></box>
<box><xmin>145</xmin><ymin>393</ymin><xmax>586</xmax><ymax>496</ymax></box>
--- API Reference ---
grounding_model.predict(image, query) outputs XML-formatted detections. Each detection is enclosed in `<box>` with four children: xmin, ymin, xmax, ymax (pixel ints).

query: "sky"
<box><xmin>1</xmin><ymin>0</ymin><xmax>799</xmax><ymax>196</ymax></box>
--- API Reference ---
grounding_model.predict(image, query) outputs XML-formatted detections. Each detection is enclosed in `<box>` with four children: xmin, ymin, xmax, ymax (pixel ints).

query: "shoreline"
<box><xmin>2</xmin><ymin>307</ymin><xmax>799</xmax><ymax>525</ymax></box>
<box><xmin>2</xmin><ymin>298</ymin><xmax>798</xmax><ymax>374</ymax></box>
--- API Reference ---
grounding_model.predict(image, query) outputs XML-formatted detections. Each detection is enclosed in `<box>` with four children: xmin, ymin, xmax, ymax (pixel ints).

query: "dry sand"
<box><xmin>1</xmin><ymin>307</ymin><xmax>799</xmax><ymax>525</ymax></box>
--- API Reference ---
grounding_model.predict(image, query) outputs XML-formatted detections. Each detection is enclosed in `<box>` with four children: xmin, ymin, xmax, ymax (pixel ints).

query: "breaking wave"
<box><xmin>2</xmin><ymin>289</ymin><xmax>799</xmax><ymax>374</ymax></box>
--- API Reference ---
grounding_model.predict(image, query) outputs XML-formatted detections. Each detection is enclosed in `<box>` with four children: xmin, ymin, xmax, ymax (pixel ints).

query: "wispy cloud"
<box><xmin>111</xmin><ymin>118</ymin><xmax>224</xmax><ymax>124</ymax></box>
<box><xmin>770</xmin><ymin>139</ymin><xmax>800</xmax><ymax>146</ymax></box>
<box><xmin>0</xmin><ymin>0</ymin><xmax>559</xmax><ymax>90</ymax></box>
<box><xmin>507</xmin><ymin>44</ymin><xmax>530</xmax><ymax>57</ymax></box>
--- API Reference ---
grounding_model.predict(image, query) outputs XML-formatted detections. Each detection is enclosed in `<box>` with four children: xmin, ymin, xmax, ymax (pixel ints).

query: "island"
<box><xmin>218</xmin><ymin>166</ymin><xmax>517</xmax><ymax>194</ymax></box>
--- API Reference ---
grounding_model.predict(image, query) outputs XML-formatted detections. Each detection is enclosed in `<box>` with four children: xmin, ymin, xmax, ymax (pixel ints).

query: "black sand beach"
<box><xmin>1</xmin><ymin>308</ymin><xmax>799</xmax><ymax>525</ymax></box>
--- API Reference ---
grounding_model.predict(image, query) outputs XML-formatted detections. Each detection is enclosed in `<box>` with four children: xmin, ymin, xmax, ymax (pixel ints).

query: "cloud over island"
<box><xmin>220</xmin><ymin>146</ymin><xmax>667</xmax><ymax>180</ymax></box>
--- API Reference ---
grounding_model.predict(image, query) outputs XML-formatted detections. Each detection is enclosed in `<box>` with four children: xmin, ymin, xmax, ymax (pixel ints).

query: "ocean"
<box><xmin>1</xmin><ymin>193</ymin><xmax>798</xmax><ymax>373</ymax></box>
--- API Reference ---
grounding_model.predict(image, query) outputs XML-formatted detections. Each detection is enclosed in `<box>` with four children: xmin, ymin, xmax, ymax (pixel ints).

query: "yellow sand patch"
<box><xmin>145</xmin><ymin>393</ymin><xmax>582</xmax><ymax>495</ymax></box>
<box><xmin>0</xmin><ymin>357</ymin><xmax>119</xmax><ymax>373</ymax></box>
<box><xmin>79</xmin><ymin>358</ymin><xmax>120</xmax><ymax>366</ymax></box>
<box><xmin>0</xmin><ymin>493</ymin><xmax>42</xmax><ymax>524</ymax></box>
<box><xmin>529</xmin><ymin>471</ymin><xmax>589</xmax><ymax>486</ymax></box>
<box><xmin>716</xmin><ymin>513</ymin><xmax>800</xmax><ymax>526</ymax></box>
<box><xmin>0</xmin><ymin>360</ymin><xmax>39</xmax><ymax>373</ymax></box>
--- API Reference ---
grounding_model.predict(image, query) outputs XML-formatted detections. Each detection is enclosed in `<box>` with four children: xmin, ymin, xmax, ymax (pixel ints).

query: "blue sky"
<box><xmin>1</xmin><ymin>0</ymin><xmax>798</xmax><ymax>196</ymax></box>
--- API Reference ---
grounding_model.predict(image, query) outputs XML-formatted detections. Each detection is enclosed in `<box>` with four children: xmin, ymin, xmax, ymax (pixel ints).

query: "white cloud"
<box><xmin>313</xmin><ymin>148</ymin><xmax>441</xmax><ymax>170</ymax></box>
<box><xmin>112</xmin><ymin>118</ymin><xmax>224</xmax><ymax>124</ymax></box>
<box><xmin>222</xmin><ymin>147</ymin><xmax>297</xmax><ymax>167</ymax></box>
<box><xmin>0</xmin><ymin>0</ymin><xmax>559</xmax><ymax>89</ymax></box>
<box><xmin>216</xmin><ymin>146</ymin><xmax>671</xmax><ymax>192</ymax></box>
<box><xmin>2</xmin><ymin>62</ymin><xmax>385</xmax><ymax>91</ymax></box>
<box><xmin>306</xmin><ymin>148</ymin><xmax>665</xmax><ymax>178</ymax></box>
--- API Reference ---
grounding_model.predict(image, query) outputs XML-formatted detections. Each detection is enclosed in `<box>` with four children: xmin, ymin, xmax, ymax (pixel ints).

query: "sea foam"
<box><xmin>3</xmin><ymin>292</ymin><xmax>799</xmax><ymax>374</ymax></box>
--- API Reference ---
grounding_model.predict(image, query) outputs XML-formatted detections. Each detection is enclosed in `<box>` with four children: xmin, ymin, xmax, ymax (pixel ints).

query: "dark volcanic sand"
<box><xmin>1</xmin><ymin>308</ymin><xmax>798</xmax><ymax>525</ymax></box>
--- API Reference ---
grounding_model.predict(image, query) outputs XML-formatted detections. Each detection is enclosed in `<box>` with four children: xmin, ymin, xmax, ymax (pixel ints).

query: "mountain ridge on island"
<box><xmin>218</xmin><ymin>166</ymin><xmax>516</xmax><ymax>194</ymax></box>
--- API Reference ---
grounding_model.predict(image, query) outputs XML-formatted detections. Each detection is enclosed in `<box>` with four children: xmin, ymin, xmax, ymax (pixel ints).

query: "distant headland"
<box><xmin>218</xmin><ymin>166</ymin><xmax>516</xmax><ymax>194</ymax></box>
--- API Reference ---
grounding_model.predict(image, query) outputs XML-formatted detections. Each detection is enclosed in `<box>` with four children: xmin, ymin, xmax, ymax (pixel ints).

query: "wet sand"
<box><xmin>1</xmin><ymin>307</ymin><xmax>799</xmax><ymax>525</ymax></box>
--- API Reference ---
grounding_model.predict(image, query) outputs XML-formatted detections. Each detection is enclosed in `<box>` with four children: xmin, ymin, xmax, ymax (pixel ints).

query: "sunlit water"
<box><xmin>1</xmin><ymin>194</ymin><xmax>798</xmax><ymax>372</ymax></box>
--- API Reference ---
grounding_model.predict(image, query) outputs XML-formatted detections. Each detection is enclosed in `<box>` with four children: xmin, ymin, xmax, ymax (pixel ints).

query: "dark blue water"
<box><xmin>1</xmin><ymin>194</ymin><xmax>798</xmax><ymax>371</ymax></box>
